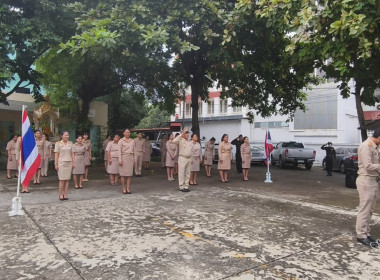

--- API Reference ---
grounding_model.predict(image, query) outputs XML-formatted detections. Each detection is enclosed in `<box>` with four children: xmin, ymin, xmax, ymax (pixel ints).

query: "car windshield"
<box><xmin>282</xmin><ymin>142</ymin><xmax>304</xmax><ymax>148</ymax></box>
<box><xmin>347</xmin><ymin>148</ymin><xmax>358</xmax><ymax>153</ymax></box>
<box><xmin>250</xmin><ymin>145</ymin><xmax>263</xmax><ymax>151</ymax></box>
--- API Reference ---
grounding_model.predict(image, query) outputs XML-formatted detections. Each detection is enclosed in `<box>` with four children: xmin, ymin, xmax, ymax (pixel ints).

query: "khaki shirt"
<box><xmin>166</xmin><ymin>140</ymin><xmax>178</xmax><ymax>158</ymax></box>
<box><xmin>118</xmin><ymin>138</ymin><xmax>135</xmax><ymax>160</ymax></box>
<box><xmin>54</xmin><ymin>141</ymin><xmax>74</xmax><ymax>162</ymax></box>
<box><xmin>106</xmin><ymin>141</ymin><xmax>120</xmax><ymax>158</ymax></box>
<box><xmin>15</xmin><ymin>137</ymin><xmax>21</xmax><ymax>160</ymax></box>
<box><xmin>134</xmin><ymin>138</ymin><xmax>145</xmax><ymax>153</ymax></box>
<box><xmin>357</xmin><ymin>138</ymin><xmax>380</xmax><ymax>177</ymax></box>
<box><xmin>73</xmin><ymin>143</ymin><xmax>86</xmax><ymax>157</ymax></box>
<box><xmin>36</xmin><ymin>138</ymin><xmax>44</xmax><ymax>157</ymax></box>
<box><xmin>173</xmin><ymin>135</ymin><xmax>192</xmax><ymax>158</ymax></box>
<box><xmin>43</xmin><ymin>141</ymin><xmax>52</xmax><ymax>158</ymax></box>
<box><xmin>6</xmin><ymin>140</ymin><xmax>17</xmax><ymax>155</ymax></box>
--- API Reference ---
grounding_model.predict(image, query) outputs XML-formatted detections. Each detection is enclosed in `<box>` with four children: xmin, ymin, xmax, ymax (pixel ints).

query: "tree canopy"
<box><xmin>258</xmin><ymin>0</ymin><xmax>380</xmax><ymax>140</ymax></box>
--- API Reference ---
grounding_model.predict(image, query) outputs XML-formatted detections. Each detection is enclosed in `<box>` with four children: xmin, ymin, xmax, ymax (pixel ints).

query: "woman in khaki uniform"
<box><xmin>160</xmin><ymin>134</ymin><xmax>168</xmax><ymax>168</ymax></box>
<box><xmin>72</xmin><ymin>135</ymin><xmax>86</xmax><ymax>189</ymax></box>
<box><xmin>166</xmin><ymin>133</ymin><xmax>178</xmax><ymax>181</ymax></box>
<box><xmin>41</xmin><ymin>134</ymin><xmax>52</xmax><ymax>177</ymax></box>
<box><xmin>83</xmin><ymin>132</ymin><xmax>91</xmax><ymax>181</ymax></box>
<box><xmin>6</xmin><ymin>134</ymin><xmax>18</xmax><ymax>179</ymax></box>
<box><xmin>218</xmin><ymin>134</ymin><xmax>232</xmax><ymax>183</ymax></box>
<box><xmin>190</xmin><ymin>134</ymin><xmax>202</xmax><ymax>185</ymax></box>
<box><xmin>143</xmin><ymin>135</ymin><xmax>152</xmax><ymax>170</ymax></box>
<box><xmin>33</xmin><ymin>130</ymin><xmax>44</xmax><ymax>184</ymax></box>
<box><xmin>54</xmin><ymin>131</ymin><xmax>74</xmax><ymax>201</ymax></box>
<box><xmin>174</xmin><ymin>133</ymin><xmax>180</xmax><ymax>175</ymax></box>
<box><xmin>203</xmin><ymin>137</ymin><xmax>215</xmax><ymax>177</ymax></box>
<box><xmin>103</xmin><ymin>134</ymin><xmax>111</xmax><ymax>173</ymax></box>
<box><xmin>241</xmin><ymin>137</ymin><xmax>251</xmax><ymax>181</ymax></box>
<box><xmin>107</xmin><ymin>134</ymin><xmax>120</xmax><ymax>186</ymax></box>
<box><xmin>118</xmin><ymin>129</ymin><xmax>135</xmax><ymax>194</ymax></box>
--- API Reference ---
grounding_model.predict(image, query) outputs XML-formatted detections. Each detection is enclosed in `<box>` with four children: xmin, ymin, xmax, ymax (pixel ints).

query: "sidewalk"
<box><xmin>0</xmin><ymin>163</ymin><xmax>379</xmax><ymax>280</ymax></box>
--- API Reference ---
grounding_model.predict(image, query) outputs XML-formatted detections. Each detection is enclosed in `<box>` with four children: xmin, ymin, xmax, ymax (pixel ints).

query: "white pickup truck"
<box><xmin>271</xmin><ymin>141</ymin><xmax>316</xmax><ymax>170</ymax></box>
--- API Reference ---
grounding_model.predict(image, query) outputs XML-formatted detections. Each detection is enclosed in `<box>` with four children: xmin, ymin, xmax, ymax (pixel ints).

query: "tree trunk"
<box><xmin>78</xmin><ymin>98</ymin><xmax>92</xmax><ymax>132</ymax></box>
<box><xmin>190</xmin><ymin>82</ymin><xmax>201</xmax><ymax>139</ymax></box>
<box><xmin>354</xmin><ymin>83</ymin><xmax>367</xmax><ymax>142</ymax></box>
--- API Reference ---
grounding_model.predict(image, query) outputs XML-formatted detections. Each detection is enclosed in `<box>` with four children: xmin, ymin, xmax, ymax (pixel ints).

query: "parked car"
<box><xmin>271</xmin><ymin>141</ymin><xmax>316</xmax><ymax>170</ymax></box>
<box><xmin>151</xmin><ymin>143</ymin><xmax>161</xmax><ymax>157</ymax></box>
<box><xmin>344</xmin><ymin>156</ymin><xmax>358</xmax><ymax>188</ymax></box>
<box><xmin>322</xmin><ymin>147</ymin><xmax>358</xmax><ymax>173</ymax></box>
<box><xmin>250</xmin><ymin>145</ymin><xmax>266</xmax><ymax>165</ymax></box>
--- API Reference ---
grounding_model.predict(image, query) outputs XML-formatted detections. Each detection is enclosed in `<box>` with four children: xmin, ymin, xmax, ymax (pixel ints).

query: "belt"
<box><xmin>122</xmin><ymin>153</ymin><xmax>133</xmax><ymax>155</ymax></box>
<box><xmin>180</xmin><ymin>155</ymin><xmax>191</xmax><ymax>159</ymax></box>
<box><xmin>359</xmin><ymin>175</ymin><xmax>379</xmax><ymax>181</ymax></box>
<box><xmin>75</xmin><ymin>153</ymin><xmax>84</xmax><ymax>155</ymax></box>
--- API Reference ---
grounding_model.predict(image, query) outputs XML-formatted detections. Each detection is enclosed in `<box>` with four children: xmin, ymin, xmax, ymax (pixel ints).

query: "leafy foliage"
<box><xmin>135</xmin><ymin>105</ymin><xmax>171</xmax><ymax>129</ymax></box>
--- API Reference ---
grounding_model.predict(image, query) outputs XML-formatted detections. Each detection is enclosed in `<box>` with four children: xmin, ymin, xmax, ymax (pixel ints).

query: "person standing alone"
<box><xmin>173</xmin><ymin>128</ymin><xmax>192</xmax><ymax>192</ymax></box>
<box><xmin>231</xmin><ymin>135</ymin><xmax>243</xmax><ymax>173</ymax></box>
<box><xmin>321</xmin><ymin>142</ymin><xmax>336</xmax><ymax>176</ymax></box>
<box><xmin>355</xmin><ymin>128</ymin><xmax>380</xmax><ymax>247</ymax></box>
<box><xmin>134</xmin><ymin>132</ymin><xmax>145</xmax><ymax>177</ymax></box>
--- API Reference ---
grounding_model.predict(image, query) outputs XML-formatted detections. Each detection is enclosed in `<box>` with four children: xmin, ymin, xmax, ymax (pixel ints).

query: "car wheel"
<box><xmin>305</xmin><ymin>163</ymin><xmax>313</xmax><ymax>170</ymax></box>
<box><xmin>340</xmin><ymin>162</ymin><xmax>346</xmax><ymax>173</ymax></box>
<box><xmin>279</xmin><ymin>156</ymin><xmax>285</xmax><ymax>169</ymax></box>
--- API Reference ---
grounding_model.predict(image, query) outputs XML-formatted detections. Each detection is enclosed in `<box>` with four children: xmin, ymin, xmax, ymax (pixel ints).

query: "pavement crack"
<box><xmin>23</xmin><ymin>208</ymin><xmax>86</xmax><ymax>280</ymax></box>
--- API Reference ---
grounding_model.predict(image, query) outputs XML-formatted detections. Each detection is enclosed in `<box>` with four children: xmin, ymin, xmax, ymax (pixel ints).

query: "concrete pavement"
<box><xmin>0</xmin><ymin>163</ymin><xmax>379</xmax><ymax>280</ymax></box>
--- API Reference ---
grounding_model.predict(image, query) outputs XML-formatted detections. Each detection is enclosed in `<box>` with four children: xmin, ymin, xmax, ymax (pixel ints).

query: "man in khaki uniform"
<box><xmin>134</xmin><ymin>132</ymin><xmax>145</xmax><ymax>177</ymax></box>
<box><xmin>356</xmin><ymin>128</ymin><xmax>380</xmax><ymax>247</ymax></box>
<box><xmin>173</xmin><ymin>128</ymin><xmax>192</xmax><ymax>192</ymax></box>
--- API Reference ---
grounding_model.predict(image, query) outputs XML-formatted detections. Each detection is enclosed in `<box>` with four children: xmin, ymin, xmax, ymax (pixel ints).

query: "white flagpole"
<box><xmin>9</xmin><ymin>105</ymin><xmax>25</xmax><ymax>216</ymax></box>
<box><xmin>264</xmin><ymin>130</ymin><xmax>273</xmax><ymax>183</ymax></box>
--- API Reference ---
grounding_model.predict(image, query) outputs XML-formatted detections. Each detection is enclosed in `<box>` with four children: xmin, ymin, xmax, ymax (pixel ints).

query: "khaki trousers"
<box><xmin>41</xmin><ymin>157</ymin><xmax>50</xmax><ymax>176</ymax></box>
<box><xmin>178</xmin><ymin>156</ymin><xmax>191</xmax><ymax>190</ymax></box>
<box><xmin>134</xmin><ymin>152</ymin><xmax>143</xmax><ymax>175</ymax></box>
<box><xmin>356</xmin><ymin>176</ymin><xmax>379</xmax><ymax>238</ymax></box>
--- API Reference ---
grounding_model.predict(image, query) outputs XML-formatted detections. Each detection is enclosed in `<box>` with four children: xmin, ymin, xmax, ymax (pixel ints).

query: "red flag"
<box><xmin>264</xmin><ymin>130</ymin><xmax>274</xmax><ymax>166</ymax></box>
<box><xmin>20</xmin><ymin>109</ymin><xmax>41</xmax><ymax>187</ymax></box>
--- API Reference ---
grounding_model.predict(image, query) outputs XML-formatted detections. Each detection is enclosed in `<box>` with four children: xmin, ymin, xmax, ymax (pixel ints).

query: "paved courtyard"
<box><xmin>0</xmin><ymin>163</ymin><xmax>379</xmax><ymax>280</ymax></box>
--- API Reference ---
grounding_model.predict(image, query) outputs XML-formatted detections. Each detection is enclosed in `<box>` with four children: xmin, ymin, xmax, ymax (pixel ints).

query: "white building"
<box><xmin>170</xmin><ymin>81</ymin><xmax>363</xmax><ymax>165</ymax></box>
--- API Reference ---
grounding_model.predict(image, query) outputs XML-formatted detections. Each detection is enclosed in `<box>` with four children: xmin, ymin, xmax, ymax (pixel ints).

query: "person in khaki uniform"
<box><xmin>241</xmin><ymin>136</ymin><xmax>251</xmax><ymax>181</ymax></box>
<box><xmin>41</xmin><ymin>134</ymin><xmax>52</xmax><ymax>177</ymax></box>
<box><xmin>173</xmin><ymin>128</ymin><xmax>192</xmax><ymax>192</ymax></box>
<box><xmin>355</xmin><ymin>128</ymin><xmax>380</xmax><ymax>247</ymax></box>
<box><xmin>118</xmin><ymin>129</ymin><xmax>135</xmax><ymax>194</ymax></box>
<box><xmin>83</xmin><ymin>132</ymin><xmax>91</xmax><ymax>182</ymax></box>
<box><xmin>134</xmin><ymin>132</ymin><xmax>145</xmax><ymax>177</ymax></box>
<box><xmin>190</xmin><ymin>134</ymin><xmax>202</xmax><ymax>185</ymax></box>
<box><xmin>143</xmin><ymin>135</ymin><xmax>152</xmax><ymax>170</ymax></box>
<box><xmin>6</xmin><ymin>135</ymin><xmax>18</xmax><ymax>179</ymax></box>
<box><xmin>166</xmin><ymin>133</ymin><xmax>178</xmax><ymax>181</ymax></box>
<box><xmin>72</xmin><ymin>135</ymin><xmax>86</xmax><ymax>189</ymax></box>
<box><xmin>218</xmin><ymin>134</ymin><xmax>232</xmax><ymax>183</ymax></box>
<box><xmin>160</xmin><ymin>134</ymin><xmax>168</xmax><ymax>168</ymax></box>
<box><xmin>33</xmin><ymin>130</ymin><xmax>44</xmax><ymax>185</ymax></box>
<box><xmin>54</xmin><ymin>131</ymin><xmax>74</xmax><ymax>201</ymax></box>
<box><xmin>107</xmin><ymin>134</ymin><xmax>120</xmax><ymax>186</ymax></box>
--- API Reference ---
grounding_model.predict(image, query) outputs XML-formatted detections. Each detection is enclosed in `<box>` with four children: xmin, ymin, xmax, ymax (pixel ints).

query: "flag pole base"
<box><xmin>8</xmin><ymin>196</ymin><xmax>25</xmax><ymax>216</ymax></box>
<box><xmin>264</xmin><ymin>172</ymin><xmax>273</xmax><ymax>183</ymax></box>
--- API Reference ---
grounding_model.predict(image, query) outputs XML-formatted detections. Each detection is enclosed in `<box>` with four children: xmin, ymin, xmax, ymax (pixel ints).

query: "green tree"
<box><xmin>258</xmin><ymin>0</ymin><xmax>380</xmax><ymax>141</ymax></box>
<box><xmin>105</xmin><ymin>90</ymin><xmax>147</xmax><ymax>133</ymax></box>
<box><xmin>0</xmin><ymin>0</ymin><xmax>76</xmax><ymax>104</ymax></box>
<box><xmin>135</xmin><ymin>105</ymin><xmax>171</xmax><ymax>129</ymax></box>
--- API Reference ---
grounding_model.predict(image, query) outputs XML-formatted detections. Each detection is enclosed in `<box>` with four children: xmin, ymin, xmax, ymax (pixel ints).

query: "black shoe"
<box><xmin>367</xmin><ymin>236</ymin><xmax>377</xmax><ymax>243</ymax></box>
<box><xmin>357</xmin><ymin>237</ymin><xmax>378</xmax><ymax>247</ymax></box>
<box><xmin>184</xmin><ymin>189</ymin><xmax>191</xmax><ymax>192</ymax></box>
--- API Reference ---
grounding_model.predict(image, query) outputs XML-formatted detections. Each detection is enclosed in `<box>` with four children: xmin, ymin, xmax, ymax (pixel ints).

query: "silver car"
<box><xmin>250</xmin><ymin>144</ymin><xmax>266</xmax><ymax>165</ymax></box>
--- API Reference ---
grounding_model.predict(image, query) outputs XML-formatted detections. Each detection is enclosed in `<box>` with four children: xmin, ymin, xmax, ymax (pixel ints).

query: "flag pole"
<box><xmin>9</xmin><ymin>106</ymin><xmax>25</xmax><ymax>216</ymax></box>
<box><xmin>264</xmin><ymin>129</ymin><xmax>273</xmax><ymax>183</ymax></box>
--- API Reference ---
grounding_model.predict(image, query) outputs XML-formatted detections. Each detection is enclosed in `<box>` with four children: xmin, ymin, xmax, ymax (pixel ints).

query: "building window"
<box><xmin>198</xmin><ymin>101</ymin><xmax>202</xmax><ymax>116</ymax></box>
<box><xmin>220</xmin><ymin>99</ymin><xmax>228</xmax><ymax>114</ymax></box>
<box><xmin>232</xmin><ymin>106</ymin><xmax>242</xmax><ymax>113</ymax></box>
<box><xmin>185</xmin><ymin>102</ymin><xmax>192</xmax><ymax>117</ymax></box>
<box><xmin>254</xmin><ymin>121</ymin><xmax>285</xmax><ymax>128</ymax></box>
<box><xmin>208</xmin><ymin>100</ymin><xmax>214</xmax><ymax>114</ymax></box>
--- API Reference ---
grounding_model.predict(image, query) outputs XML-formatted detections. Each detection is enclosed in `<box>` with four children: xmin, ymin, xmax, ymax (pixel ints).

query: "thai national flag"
<box><xmin>264</xmin><ymin>130</ymin><xmax>274</xmax><ymax>166</ymax></box>
<box><xmin>20</xmin><ymin>109</ymin><xmax>41</xmax><ymax>187</ymax></box>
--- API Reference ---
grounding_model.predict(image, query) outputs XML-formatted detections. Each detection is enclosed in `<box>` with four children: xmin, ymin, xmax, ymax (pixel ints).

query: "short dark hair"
<box><xmin>373</xmin><ymin>127</ymin><xmax>380</xmax><ymax>138</ymax></box>
<box><xmin>210</xmin><ymin>137</ymin><xmax>216</xmax><ymax>141</ymax></box>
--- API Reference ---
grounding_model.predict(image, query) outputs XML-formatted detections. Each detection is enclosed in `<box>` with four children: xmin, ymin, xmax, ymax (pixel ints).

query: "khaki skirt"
<box><xmin>191</xmin><ymin>156</ymin><xmax>200</xmax><ymax>172</ymax></box>
<box><xmin>73</xmin><ymin>155</ymin><xmax>85</xmax><ymax>175</ymax></box>
<box><xmin>108</xmin><ymin>157</ymin><xmax>120</xmax><ymax>174</ymax></box>
<box><xmin>7</xmin><ymin>154</ymin><xmax>18</xmax><ymax>170</ymax></box>
<box><xmin>242</xmin><ymin>153</ymin><xmax>251</xmax><ymax>169</ymax></box>
<box><xmin>119</xmin><ymin>154</ymin><xmax>134</xmax><ymax>177</ymax></box>
<box><xmin>58</xmin><ymin>161</ymin><xmax>72</xmax><ymax>180</ymax></box>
